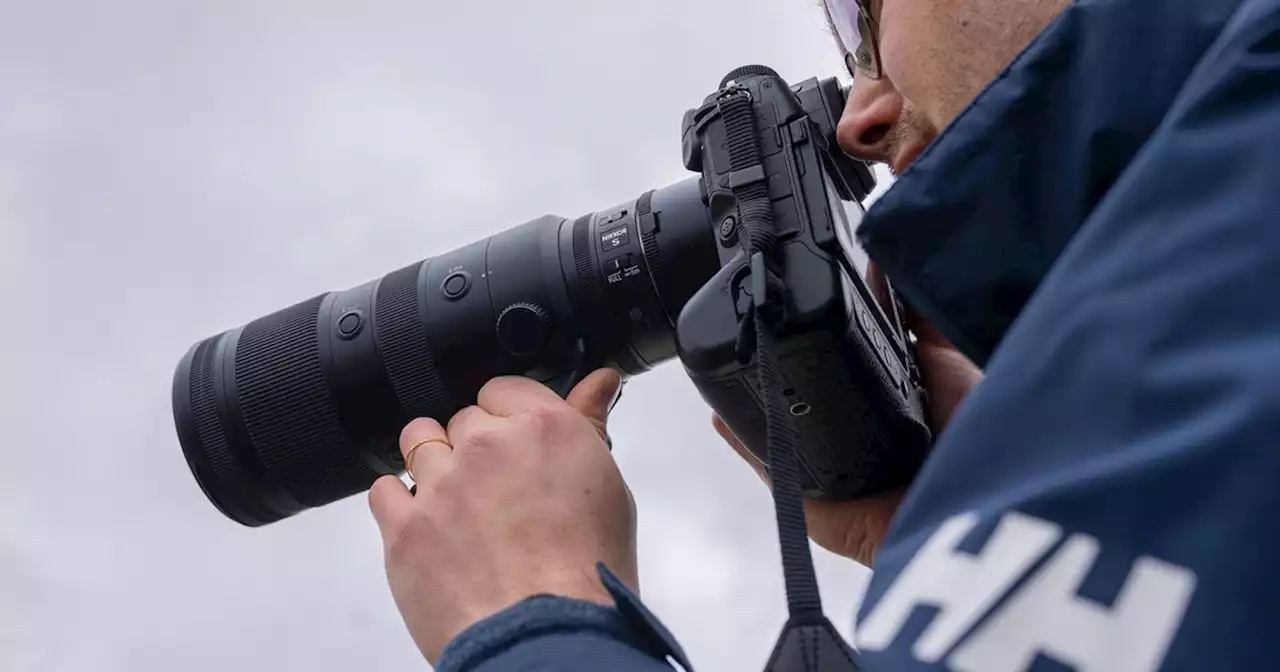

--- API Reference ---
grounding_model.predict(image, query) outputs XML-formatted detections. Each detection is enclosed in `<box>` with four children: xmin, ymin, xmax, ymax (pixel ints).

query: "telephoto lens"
<box><xmin>173</xmin><ymin>179</ymin><xmax>719</xmax><ymax>526</ymax></box>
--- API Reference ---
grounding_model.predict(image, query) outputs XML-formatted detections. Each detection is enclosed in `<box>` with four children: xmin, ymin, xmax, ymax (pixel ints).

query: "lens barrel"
<box><xmin>174</xmin><ymin>178</ymin><xmax>717</xmax><ymax>526</ymax></box>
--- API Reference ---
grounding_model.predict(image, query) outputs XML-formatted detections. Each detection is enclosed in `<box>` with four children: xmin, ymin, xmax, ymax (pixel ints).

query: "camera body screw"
<box><xmin>719</xmin><ymin>216</ymin><xmax>739</xmax><ymax>246</ymax></box>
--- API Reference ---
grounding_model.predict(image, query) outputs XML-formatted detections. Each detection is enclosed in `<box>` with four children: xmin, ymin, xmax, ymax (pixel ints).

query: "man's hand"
<box><xmin>369</xmin><ymin>369</ymin><xmax>635</xmax><ymax>664</ymax></box>
<box><xmin>713</xmin><ymin>263</ymin><xmax>982</xmax><ymax>567</ymax></box>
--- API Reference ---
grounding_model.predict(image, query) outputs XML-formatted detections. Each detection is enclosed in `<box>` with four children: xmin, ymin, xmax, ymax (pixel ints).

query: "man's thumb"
<box><xmin>368</xmin><ymin>475</ymin><xmax>413</xmax><ymax>543</ymax></box>
<box><xmin>566</xmin><ymin>368</ymin><xmax>623</xmax><ymax>429</ymax></box>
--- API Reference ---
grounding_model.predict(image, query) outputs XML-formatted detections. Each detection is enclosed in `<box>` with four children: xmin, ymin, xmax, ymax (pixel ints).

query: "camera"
<box><xmin>172</xmin><ymin>65</ymin><xmax>931</xmax><ymax>527</ymax></box>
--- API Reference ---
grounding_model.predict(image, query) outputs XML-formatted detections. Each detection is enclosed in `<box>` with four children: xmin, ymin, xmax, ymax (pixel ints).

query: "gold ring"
<box><xmin>404</xmin><ymin>438</ymin><xmax>452</xmax><ymax>483</ymax></box>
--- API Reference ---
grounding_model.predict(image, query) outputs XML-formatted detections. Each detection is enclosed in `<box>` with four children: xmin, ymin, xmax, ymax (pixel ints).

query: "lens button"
<box><xmin>603</xmin><ymin>253</ymin><xmax>633</xmax><ymax>274</ymax></box>
<box><xmin>336</xmin><ymin>311</ymin><xmax>364</xmax><ymax>340</ymax></box>
<box><xmin>442</xmin><ymin>271</ymin><xmax>471</xmax><ymax>301</ymax></box>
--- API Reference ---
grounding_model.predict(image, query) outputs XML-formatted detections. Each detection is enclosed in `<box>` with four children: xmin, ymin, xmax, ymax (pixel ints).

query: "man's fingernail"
<box><xmin>600</xmin><ymin>369</ymin><xmax>621</xmax><ymax>402</ymax></box>
<box><xmin>611</xmin><ymin>379</ymin><xmax>625</xmax><ymax>406</ymax></box>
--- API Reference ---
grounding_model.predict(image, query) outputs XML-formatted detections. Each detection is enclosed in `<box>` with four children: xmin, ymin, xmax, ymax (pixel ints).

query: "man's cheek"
<box><xmin>874</xmin><ymin>30</ymin><xmax>908</xmax><ymax>90</ymax></box>
<box><xmin>877</xmin><ymin>2</ymin><xmax>940</xmax><ymax>102</ymax></box>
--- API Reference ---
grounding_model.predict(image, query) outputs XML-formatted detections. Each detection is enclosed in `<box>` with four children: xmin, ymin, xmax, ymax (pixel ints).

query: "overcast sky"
<box><xmin>1</xmin><ymin>2</ymin><xmax>895</xmax><ymax>670</ymax></box>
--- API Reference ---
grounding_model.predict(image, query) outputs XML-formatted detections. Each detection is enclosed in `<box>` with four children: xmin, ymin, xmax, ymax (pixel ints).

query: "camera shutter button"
<box><xmin>496</xmin><ymin>302</ymin><xmax>551</xmax><ymax>357</ymax></box>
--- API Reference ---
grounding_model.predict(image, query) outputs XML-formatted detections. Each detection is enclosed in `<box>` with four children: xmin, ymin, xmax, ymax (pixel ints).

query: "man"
<box><xmin>368</xmin><ymin>0</ymin><xmax>1280</xmax><ymax>668</ymax></box>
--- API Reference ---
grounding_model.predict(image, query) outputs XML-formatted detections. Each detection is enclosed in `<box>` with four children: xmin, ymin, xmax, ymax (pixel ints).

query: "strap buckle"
<box><xmin>716</xmin><ymin>83</ymin><xmax>751</xmax><ymax>101</ymax></box>
<box><xmin>751</xmin><ymin>252</ymin><xmax>770</xmax><ymax>312</ymax></box>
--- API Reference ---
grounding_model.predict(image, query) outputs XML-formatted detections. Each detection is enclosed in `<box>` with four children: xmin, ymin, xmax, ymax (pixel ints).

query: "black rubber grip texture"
<box><xmin>234</xmin><ymin>295</ymin><xmax>381</xmax><ymax>507</ymax></box>
<box><xmin>637</xmin><ymin>190</ymin><xmax>662</xmax><ymax>283</ymax></box>
<box><xmin>572</xmin><ymin>214</ymin><xmax>601</xmax><ymax>305</ymax></box>
<box><xmin>636</xmin><ymin>191</ymin><xmax>653</xmax><ymax>216</ymax></box>
<box><xmin>189</xmin><ymin>336</ymin><xmax>243</xmax><ymax>503</ymax></box>
<box><xmin>376</xmin><ymin>261</ymin><xmax>448</xmax><ymax>419</ymax></box>
<box><xmin>572</xmin><ymin>213</ymin><xmax>615</xmax><ymax>361</ymax></box>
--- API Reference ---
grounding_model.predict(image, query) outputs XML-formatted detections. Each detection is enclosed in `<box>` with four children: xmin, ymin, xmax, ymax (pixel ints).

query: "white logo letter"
<box><xmin>949</xmin><ymin>533</ymin><xmax>1197</xmax><ymax>672</ymax></box>
<box><xmin>856</xmin><ymin>511</ymin><xmax>1062</xmax><ymax>661</ymax></box>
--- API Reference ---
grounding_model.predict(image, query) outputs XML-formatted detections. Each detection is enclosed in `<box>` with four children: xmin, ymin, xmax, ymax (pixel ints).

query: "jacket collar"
<box><xmin>855</xmin><ymin>0</ymin><xmax>1242</xmax><ymax>367</ymax></box>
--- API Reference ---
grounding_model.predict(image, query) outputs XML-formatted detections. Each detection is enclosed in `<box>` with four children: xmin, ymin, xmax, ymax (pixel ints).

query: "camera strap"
<box><xmin>716</xmin><ymin>83</ymin><xmax>861</xmax><ymax>672</ymax></box>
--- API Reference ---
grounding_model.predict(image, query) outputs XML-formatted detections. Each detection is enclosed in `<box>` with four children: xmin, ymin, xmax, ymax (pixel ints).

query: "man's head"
<box><xmin>827</xmin><ymin>0</ymin><xmax>1069</xmax><ymax>174</ymax></box>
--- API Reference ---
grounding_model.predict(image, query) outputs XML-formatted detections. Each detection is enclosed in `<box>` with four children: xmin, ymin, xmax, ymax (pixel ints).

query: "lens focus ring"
<box><xmin>376</xmin><ymin>262</ymin><xmax>449</xmax><ymax>424</ymax></box>
<box><xmin>234</xmin><ymin>296</ymin><xmax>380</xmax><ymax>508</ymax></box>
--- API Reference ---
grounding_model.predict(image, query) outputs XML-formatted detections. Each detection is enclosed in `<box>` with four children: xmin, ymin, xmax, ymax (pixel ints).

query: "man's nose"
<box><xmin>836</xmin><ymin>76</ymin><xmax>903</xmax><ymax>164</ymax></box>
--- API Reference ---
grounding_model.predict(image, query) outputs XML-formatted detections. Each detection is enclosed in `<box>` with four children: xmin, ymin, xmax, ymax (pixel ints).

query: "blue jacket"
<box><xmin>436</xmin><ymin>0</ymin><xmax>1280</xmax><ymax>668</ymax></box>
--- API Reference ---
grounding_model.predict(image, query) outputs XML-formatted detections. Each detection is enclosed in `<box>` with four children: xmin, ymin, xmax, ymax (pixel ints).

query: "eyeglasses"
<box><xmin>825</xmin><ymin>0</ymin><xmax>883</xmax><ymax>80</ymax></box>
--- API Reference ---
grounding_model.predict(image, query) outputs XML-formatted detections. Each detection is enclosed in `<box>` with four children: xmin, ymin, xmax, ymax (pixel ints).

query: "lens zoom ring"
<box><xmin>190</xmin><ymin>337</ymin><xmax>240</xmax><ymax>495</ymax></box>
<box><xmin>235</xmin><ymin>295</ymin><xmax>379</xmax><ymax>507</ymax></box>
<box><xmin>572</xmin><ymin>214</ymin><xmax>601</xmax><ymax>303</ymax></box>
<box><xmin>636</xmin><ymin>190</ymin><xmax>654</xmax><ymax>216</ymax></box>
<box><xmin>376</xmin><ymin>262</ymin><xmax>448</xmax><ymax>419</ymax></box>
<box><xmin>637</xmin><ymin>190</ymin><xmax>662</xmax><ymax>280</ymax></box>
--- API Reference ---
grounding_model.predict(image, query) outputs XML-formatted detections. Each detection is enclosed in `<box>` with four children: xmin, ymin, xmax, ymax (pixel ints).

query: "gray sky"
<box><xmin>2</xmin><ymin>2</ymin><xmax>894</xmax><ymax>670</ymax></box>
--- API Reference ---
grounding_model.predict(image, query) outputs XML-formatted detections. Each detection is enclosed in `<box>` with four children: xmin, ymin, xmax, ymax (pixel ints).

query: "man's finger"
<box><xmin>565</xmin><ymin>369</ymin><xmax>623</xmax><ymax>431</ymax></box>
<box><xmin>865</xmin><ymin>261</ymin><xmax>894</xmax><ymax>315</ymax></box>
<box><xmin>369</xmin><ymin>475</ymin><xmax>414</xmax><ymax>542</ymax></box>
<box><xmin>712</xmin><ymin>413</ymin><xmax>770</xmax><ymax>486</ymax></box>
<box><xmin>445</xmin><ymin>404</ymin><xmax>494</xmax><ymax>448</ymax></box>
<box><xmin>476</xmin><ymin>376</ymin><xmax>564</xmax><ymax>417</ymax></box>
<box><xmin>400</xmin><ymin>417</ymin><xmax>453</xmax><ymax>484</ymax></box>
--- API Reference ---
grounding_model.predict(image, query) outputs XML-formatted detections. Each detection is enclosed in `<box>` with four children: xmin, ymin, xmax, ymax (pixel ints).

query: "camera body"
<box><xmin>675</xmin><ymin>67</ymin><xmax>931</xmax><ymax>497</ymax></box>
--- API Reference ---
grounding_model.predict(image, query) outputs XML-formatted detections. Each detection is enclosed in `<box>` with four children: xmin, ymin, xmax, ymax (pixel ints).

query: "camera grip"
<box><xmin>692</xmin><ymin>327</ymin><xmax>931</xmax><ymax>500</ymax></box>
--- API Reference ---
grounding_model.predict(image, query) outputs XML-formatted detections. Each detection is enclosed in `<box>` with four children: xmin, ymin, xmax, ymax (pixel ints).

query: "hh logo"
<box><xmin>856</xmin><ymin>512</ymin><xmax>1197</xmax><ymax>671</ymax></box>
